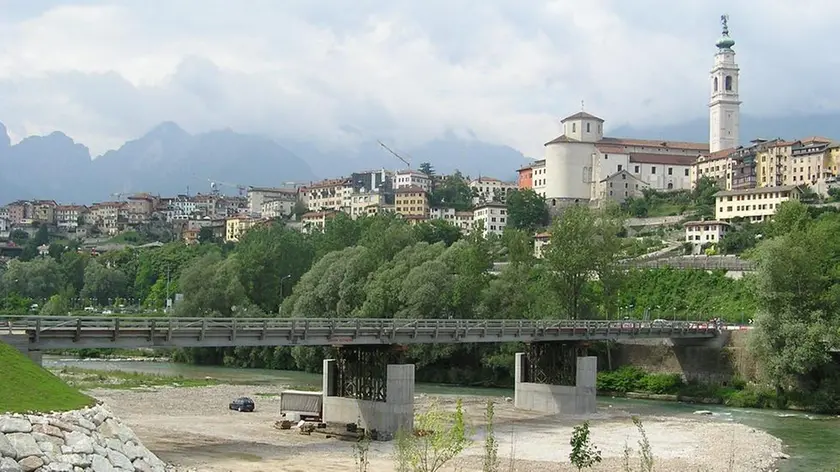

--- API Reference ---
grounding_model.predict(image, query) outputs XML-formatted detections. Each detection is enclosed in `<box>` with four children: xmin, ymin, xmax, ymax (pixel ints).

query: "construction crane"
<box><xmin>207</xmin><ymin>179</ymin><xmax>246</xmax><ymax>196</ymax></box>
<box><xmin>377</xmin><ymin>140</ymin><xmax>411</xmax><ymax>169</ymax></box>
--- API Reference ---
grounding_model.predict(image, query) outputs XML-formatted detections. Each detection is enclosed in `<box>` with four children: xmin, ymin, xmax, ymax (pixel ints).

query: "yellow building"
<box><xmin>693</xmin><ymin>148</ymin><xmax>734</xmax><ymax>189</ymax></box>
<box><xmin>714</xmin><ymin>185</ymin><xmax>801</xmax><ymax>223</ymax></box>
<box><xmin>225</xmin><ymin>216</ymin><xmax>258</xmax><ymax>242</ymax></box>
<box><xmin>394</xmin><ymin>186</ymin><xmax>429</xmax><ymax>218</ymax></box>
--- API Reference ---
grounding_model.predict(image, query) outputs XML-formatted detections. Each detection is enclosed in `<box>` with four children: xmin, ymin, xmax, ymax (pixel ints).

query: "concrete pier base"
<box><xmin>0</xmin><ymin>334</ymin><xmax>43</xmax><ymax>366</ymax></box>
<box><xmin>514</xmin><ymin>352</ymin><xmax>597</xmax><ymax>415</ymax></box>
<box><xmin>321</xmin><ymin>359</ymin><xmax>414</xmax><ymax>436</ymax></box>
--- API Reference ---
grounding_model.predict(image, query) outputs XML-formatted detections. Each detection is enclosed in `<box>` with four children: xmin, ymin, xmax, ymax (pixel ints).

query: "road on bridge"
<box><xmin>1</xmin><ymin>316</ymin><xmax>721</xmax><ymax>350</ymax></box>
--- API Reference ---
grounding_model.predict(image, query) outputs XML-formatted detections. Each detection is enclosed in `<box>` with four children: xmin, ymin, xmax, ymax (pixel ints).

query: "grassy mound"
<box><xmin>0</xmin><ymin>342</ymin><xmax>95</xmax><ymax>414</ymax></box>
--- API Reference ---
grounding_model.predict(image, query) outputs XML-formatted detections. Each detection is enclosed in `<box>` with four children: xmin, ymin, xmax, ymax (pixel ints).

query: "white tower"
<box><xmin>709</xmin><ymin>15</ymin><xmax>741</xmax><ymax>153</ymax></box>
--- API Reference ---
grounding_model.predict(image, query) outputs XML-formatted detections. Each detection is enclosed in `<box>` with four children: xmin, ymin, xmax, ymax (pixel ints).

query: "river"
<box><xmin>44</xmin><ymin>356</ymin><xmax>840</xmax><ymax>472</ymax></box>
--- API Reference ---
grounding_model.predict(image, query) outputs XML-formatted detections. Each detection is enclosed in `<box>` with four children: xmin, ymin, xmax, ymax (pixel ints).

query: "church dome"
<box><xmin>716</xmin><ymin>35</ymin><xmax>735</xmax><ymax>49</ymax></box>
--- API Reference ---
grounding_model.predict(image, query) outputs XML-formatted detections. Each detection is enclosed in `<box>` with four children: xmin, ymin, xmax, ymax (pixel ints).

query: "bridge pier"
<box><xmin>514</xmin><ymin>343</ymin><xmax>597</xmax><ymax>415</ymax></box>
<box><xmin>0</xmin><ymin>334</ymin><xmax>43</xmax><ymax>366</ymax></box>
<box><xmin>322</xmin><ymin>346</ymin><xmax>414</xmax><ymax>437</ymax></box>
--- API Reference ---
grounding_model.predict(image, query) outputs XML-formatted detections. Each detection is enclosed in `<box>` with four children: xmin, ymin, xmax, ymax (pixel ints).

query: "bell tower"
<box><xmin>709</xmin><ymin>14</ymin><xmax>741</xmax><ymax>153</ymax></box>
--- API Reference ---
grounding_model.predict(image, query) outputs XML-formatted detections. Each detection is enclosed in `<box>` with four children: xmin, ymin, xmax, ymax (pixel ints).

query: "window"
<box><xmin>586</xmin><ymin>123</ymin><xmax>591</xmax><ymax>132</ymax></box>
<box><xmin>714</xmin><ymin>77</ymin><xmax>719</xmax><ymax>92</ymax></box>
<box><xmin>651</xmin><ymin>167</ymin><xmax>656</xmax><ymax>174</ymax></box>
<box><xmin>634</xmin><ymin>165</ymin><xmax>640</xmax><ymax>173</ymax></box>
<box><xmin>668</xmin><ymin>167</ymin><xmax>673</xmax><ymax>175</ymax></box>
<box><xmin>618</xmin><ymin>164</ymin><xmax>623</xmax><ymax>171</ymax></box>
<box><xmin>725</xmin><ymin>75</ymin><xmax>733</xmax><ymax>91</ymax></box>
<box><xmin>621</xmin><ymin>172</ymin><xmax>626</xmax><ymax>179</ymax></box>
<box><xmin>684</xmin><ymin>168</ymin><xmax>690</xmax><ymax>176</ymax></box>
<box><xmin>572</xmin><ymin>123</ymin><xmax>576</xmax><ymax>132</ymax></box>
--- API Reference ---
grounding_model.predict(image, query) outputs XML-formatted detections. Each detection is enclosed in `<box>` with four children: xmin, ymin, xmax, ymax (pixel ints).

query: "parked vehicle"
<box><xmin>229</xmin><ymin>397</ymin><xmax>255</xmax><ymax>412</ymax></box>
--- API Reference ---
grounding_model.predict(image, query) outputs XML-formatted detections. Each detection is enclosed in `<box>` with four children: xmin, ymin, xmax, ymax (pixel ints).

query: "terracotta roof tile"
<box><xmin>599</xmin><ymin>137</ymin><xmax>709</xmax><ymax>151</ymax></box>
<box><xmin>561</xmin><ymin>111</ymin><xmax>605</xmax><ymax>123</ymax></box>
<box><xmin>544</xmin><ymin>135</ymin><xmax>580</xmax><ymax>146</ymax></box>
<box><xmin>595</xmin><ymin>145</ymin><xmax>626</xmax><ymax>154</ymax></box>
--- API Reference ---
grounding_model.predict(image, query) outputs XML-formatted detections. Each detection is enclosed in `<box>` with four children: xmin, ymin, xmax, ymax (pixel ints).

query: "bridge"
<box><xmin>0</xmin><ymin>316</ymin><xmax>721</xmax><ymax>436</ymax></box>
<box><xmin>1</xmin><ymin>316</ymin><xmax>719</xmax><ymax>350</ymax></box>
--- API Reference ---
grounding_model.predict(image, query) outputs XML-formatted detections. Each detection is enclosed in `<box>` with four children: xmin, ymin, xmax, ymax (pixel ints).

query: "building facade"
<box><xmin>470</xmin><ymin>177</ymin><xmax>517</xmax><ymax>205</ymax></box>
<box><xmin>684</xmin><ymin>220</ymin><xmax>731</xmax><ymax>252</ymax></box>
<box><xmin>714</xmin><ymin>185</ymin><xmax>801</xmax><ymax>222</ymax></box>
<box><xmin>394</xmin><ymin>170</ymin><xmax>431</xmax><ymax>192</ymax></box>
<box><xmin>472</xmin><ymin>202</ymin><xmax>507</xmax><ymax>237</ymax></box>
<box><xmin>394</xmin><ymin>187</ymin><xmax>429</xmax><ymax>218</ymax></box>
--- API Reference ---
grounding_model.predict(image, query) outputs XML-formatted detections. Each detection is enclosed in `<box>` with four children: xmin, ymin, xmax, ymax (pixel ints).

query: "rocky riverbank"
<box><xmin>0</xmin><ymin>404</ymin><xmax>184</xmax><ymax>472</ymax></box>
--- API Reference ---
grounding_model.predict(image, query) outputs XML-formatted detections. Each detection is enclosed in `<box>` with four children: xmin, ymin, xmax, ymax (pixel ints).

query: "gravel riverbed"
<box><xmin>87</xmin><ymin>384</ymin><xmax>784</xmax><ymax>472</ymax></box>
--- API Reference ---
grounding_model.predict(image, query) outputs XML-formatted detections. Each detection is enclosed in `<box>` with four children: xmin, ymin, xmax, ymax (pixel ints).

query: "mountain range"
<box><xmin>2</xmin><ymin>111</ymin><xmax>839</xmax><ymax>205</ymax></box>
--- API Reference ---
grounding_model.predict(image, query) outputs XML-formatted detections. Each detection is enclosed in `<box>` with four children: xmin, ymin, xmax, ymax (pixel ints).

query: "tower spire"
<box><xmin>716</xmin><ymin>14</ymin><xmax>735</xmax><ymax>50</ymax></box>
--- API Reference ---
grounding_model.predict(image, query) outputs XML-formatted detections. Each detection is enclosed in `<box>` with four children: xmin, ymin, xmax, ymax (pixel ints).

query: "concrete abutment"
<box><xmin>514</xmin><ymin>352</ymin><xmax>598</xmax><ymax>415</ymax></box>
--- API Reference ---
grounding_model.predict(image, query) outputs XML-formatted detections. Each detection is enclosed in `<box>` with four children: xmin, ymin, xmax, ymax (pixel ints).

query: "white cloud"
<box><xmin>0</xmin><ymin>0</ymin><xmax>838</xmax><ymax>159</ymax></box>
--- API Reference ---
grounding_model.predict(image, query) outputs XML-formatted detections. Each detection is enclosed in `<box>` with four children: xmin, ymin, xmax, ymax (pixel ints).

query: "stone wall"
<box><xmin>609</xmin><ymin>330</ymin><xmax>759</xmax><ymax>384</ymax></box>
<box><xmin>0</xmin><ymin>404</ymin><xmax>171</xmax><ymax>472</ymax></box>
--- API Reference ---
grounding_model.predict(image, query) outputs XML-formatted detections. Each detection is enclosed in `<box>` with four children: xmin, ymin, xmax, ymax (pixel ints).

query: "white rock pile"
<box><xmin>0</xmin><ymin>404</ymin><xmax>171</xmax><ymax>472</ymax></box>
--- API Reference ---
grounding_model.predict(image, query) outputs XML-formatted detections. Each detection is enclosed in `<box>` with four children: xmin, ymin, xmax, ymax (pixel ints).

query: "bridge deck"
<box><xmin>0</xmin><ymin>317</ymin><xmax>720</xmax><ymax>350</ymax></box>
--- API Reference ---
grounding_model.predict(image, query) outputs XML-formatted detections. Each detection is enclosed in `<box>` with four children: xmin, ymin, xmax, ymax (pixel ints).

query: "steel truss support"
<box><xmin>524</xmin><ymin>342</ymin><xmax>587</xmax><ymax>386</ymax></box>
<box><xmin>333</xmin><ymin>345</ymin><xmax>397</xmax><ymax>402</ymax></box>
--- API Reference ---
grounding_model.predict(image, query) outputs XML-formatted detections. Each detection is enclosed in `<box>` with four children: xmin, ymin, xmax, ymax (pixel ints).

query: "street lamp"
<box><xmin>278</xmin><ymin>274</ymin><xmax>292</xmax><ymax>315</ymax></box>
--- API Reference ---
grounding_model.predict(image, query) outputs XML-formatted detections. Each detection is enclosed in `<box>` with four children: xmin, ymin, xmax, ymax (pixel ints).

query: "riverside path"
<box><xmin>1</xmin><ymin>316</ymin><xmax>720</xmax><ymax>350</ymax></box>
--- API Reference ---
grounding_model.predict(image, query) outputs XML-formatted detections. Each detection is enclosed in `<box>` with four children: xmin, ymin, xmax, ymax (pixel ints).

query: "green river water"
<box><xmin>44</xmin><ymin>357</ymin><xmax>840</xmax><ymax>471</ymax></box>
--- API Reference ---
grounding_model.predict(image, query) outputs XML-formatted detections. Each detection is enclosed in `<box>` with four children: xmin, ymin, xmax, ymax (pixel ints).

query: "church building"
<box><xmin>520</xmin><ymin>16</ymin><xmax>741</xmax><ymax>205</ymax></box>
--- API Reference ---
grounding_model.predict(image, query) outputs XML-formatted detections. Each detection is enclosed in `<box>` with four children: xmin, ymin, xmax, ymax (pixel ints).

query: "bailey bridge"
<box><xmin>1</xmin><ymin>316</ymin><xmax>720</xmax><ymax>437</ymax></box>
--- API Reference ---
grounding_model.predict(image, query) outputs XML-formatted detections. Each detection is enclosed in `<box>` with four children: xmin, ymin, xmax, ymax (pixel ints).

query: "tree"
<box><xmin>1</xmin><ymin>258</ymin><xmax>65</xmax><ymax>300</ymax></box>
<box><xmin>41</xmin><ymin>294</ymin><xmax>71</xmax><ymax>315</ymax></box>
<box><xmin>236</xmin><ymin>223</ymin><xmax>315</xmax><ymax>313</ymax></box>
<box><xmin>543</xmin><ymin>205</ymin><xmax>623</xmax><ymax>319</ymax></box>
<box><xmin>413</xmin><ymin>220</ymin><xmax>462</xmax><ymax>247</ymax></box>
<box><xmin>9</xmin><ymin>229</ymin><xmax>29</xmax><ymax>246</ymax></box>
<box><xmin>418</xmin><ymin>162</ymin><xmax>435</xmax><ymax>178</ymax></box>
<box><xmin>197</xmin><ymin>226</ymin><xmax>216</xmax><ymax>244</ymax></box>
<box><xmin>80</xmin><ymin>260</ymin><xmax>129</xmax><ymax>303</ymax></box>
<box><xmin>482</xmin><ymin>400</ymin><xmax>499</xmax><ymax>472</ymax></box>
<box><xmin>394</xmin><ymin>398</ymin><xmax>471</xmax><ymax>472</ymax></box>
<box><xmin>429</xmin><ymin>172</ymin><xmax>473</xmax><ymax>210</ymax></box>
<box><xmin>749</xmin><ymin>215</ymin><xmax>840</xmax><ymax>411</ymax></box>
<box><xmin>505</xmin><ymin>189</ymin><xmax>549</xmax><ymax>231</ymax></box>
<box><xmin>501</xmin><ymin>228</ymin><xmax>533</xmax><ymax>265</ymax></box>
<box><xmin>569</xmin><ymin>421</ymin><xmax>602</xmax><ymax>471</ymax></box>
<box><xmin>176</xmin><ymin>252</ymin><xmax>246</xmax><ymax>317</ymax></box>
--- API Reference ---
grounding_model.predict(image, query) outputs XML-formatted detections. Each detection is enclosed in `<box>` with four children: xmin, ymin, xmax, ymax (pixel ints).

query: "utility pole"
<box><xmin>165</xmin><ymin>265</ymin><xmax>171</xmax><ymax>311</ymax></box>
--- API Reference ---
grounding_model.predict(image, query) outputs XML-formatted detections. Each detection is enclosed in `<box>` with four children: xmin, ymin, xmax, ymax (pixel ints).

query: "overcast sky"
<box><xmin>1</xmin><ymin>0</ymin><xmax>838</xmax><ymax>158</ymax></box>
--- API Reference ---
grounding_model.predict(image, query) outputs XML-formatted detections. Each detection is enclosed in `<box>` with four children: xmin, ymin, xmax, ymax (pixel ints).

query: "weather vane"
<box><xmin>581</xmin><ymin>100</ymin><xmax>585</xmax><ymax>111</ymax></box>
<box><xmin>721</xmin><ymin>14</ymin><xmax>730</xmax><ymax>36</ymax></box>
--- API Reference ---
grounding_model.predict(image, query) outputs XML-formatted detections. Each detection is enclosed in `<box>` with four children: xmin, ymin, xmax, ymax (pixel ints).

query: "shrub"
<box><xmin>596</xmin><ymin>367</ymin><xmax>646</xmax><ymax>393</ymax></box>
<box><xmin>639</xmin><ymin>373</ymin><xmax>683</xmax><ymax>394</ymax></box>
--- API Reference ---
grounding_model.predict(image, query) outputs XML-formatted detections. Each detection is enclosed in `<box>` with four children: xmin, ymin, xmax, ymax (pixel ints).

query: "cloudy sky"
<box><xmin>0</xmin><ymin>0</ymin><xmax>838</xmax><ymax>158</ymax></box>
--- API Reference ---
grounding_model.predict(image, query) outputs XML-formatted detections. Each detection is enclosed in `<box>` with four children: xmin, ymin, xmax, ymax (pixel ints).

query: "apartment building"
<box><xmin>32</xmin><ymin>200</ymin><xmax>57</xmax><ymax>224</ymax></box>
<box><xmin>225</xmin><ymin>216</ymin><xmax>259</xmax><ymax>242</ymax></box>
<box><xmin>470</xmin><ymin>177</ymin><xmax>517</xmax><ymax>205</ymax></box>
<box><xmin>394</xmin><ymin>187</ymin><xmax>429</xmax><ymax>218</ymax></box>
<box><xmin>788</xmin><ymin>137</ymin><xmax>834</xmax><ymax>187</ymax></box>
<box><xmin>472</xmin><ymin>202</ymin><xmax>507</xmax><ymax>237</ymax></box>
<box><xmin>351</xmin><ymin>169</ymin><xmax>392</xmax><ymax>193</ymax></box>
<box><xmin>348</xmin><ymin>190</ymin><xmax>384</xmax><ymax>219</ymax></box>
<box><xmin>261</xmin><ymin>199</ymin><xmax>296</xmax><ymax>219</ymax></box>
<box><xmin>394</xmin><ymin>170</ymin><xmax>431</xmax><ymax>192</ymax></box>
<box><xmin>88</xmin><ymin>202</ymin><xmax>127</xmax><ymax>235</ymax></box>
<box><xmin>528</xmin><ymin>160</ymin><xmax>547</xmax><ymax>197</ymax></box>
<box><xmin>684</xmin><ymin>220</ymin><xmax>731</xmax><ymax>252</ymax></box>
<box><xmin>429</xmin><ymin>207</ymin><xmax>456</xmax><ymax>223</ymax></box>
<box><xmin>692</xmin><ymin>148</ymin><xmax>734</xmax><ymax>189</ymax></box>
<box><xmin>127</xmin><ymin>194</ymin><xmax>156</xmax><ymax>224</ymax></box>
<box><xmin>304</xmin><ymin>178</ymin><xmax>353</xmax><ymax>211</ymax></box>
<box><xmin>4</xmin><ymin>201</ymin><xmax>31</xmax><ymax>224</ymax></box>
<box><xmin>247</xmin><ymin>187</ymin><xmax>298</xmax><ymax>216</ymax></box>
<box><xmin>454</xmin><ymin>211</ymin><xmax>474</xmax><ymax>232</ymax></box>
<box><xmin>55</xmin><ymin>205</ymin><xmax>88</xmax><ymax>230</ymax></box>
<box><xmin>0</xmin><ymin>216</ymin><xmax>8</xmax><ymax>233</ymax></box>
<box><xmin>755</xmin><ymin>141</ymin><xmax>794</xmax><ymax>188</ymax></box>
<box><xmin>714</xmin><ymin>185</ymin><xmax>801</xmax><ymax>222</ymax></box>
<box><xmin>301</xmin><ymin>211</ymin><xmax>338</xmax><ymax>233</ymax></box>
<box><xmin>517</xmin><ymin>165</ymin><xmax>533</xmax><ymax>189</ymax></box>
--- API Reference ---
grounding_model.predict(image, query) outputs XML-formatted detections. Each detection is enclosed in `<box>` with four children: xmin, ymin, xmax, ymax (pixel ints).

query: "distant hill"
<box><xmin>0</xmin><ymin>122</ymin><xmax>317</xmax><ymax>204</ymax></box>
<box><xmin>610</xmin><ymin>113</ymin><xmax>840</xmax><ymax>145</ymax></box>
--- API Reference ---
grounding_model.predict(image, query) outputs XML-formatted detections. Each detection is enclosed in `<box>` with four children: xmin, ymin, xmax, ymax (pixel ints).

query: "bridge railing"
<box><xmin>0</xmin><ymin>315</ymin><xmax>720</xmax><ymax>336</ymax></box>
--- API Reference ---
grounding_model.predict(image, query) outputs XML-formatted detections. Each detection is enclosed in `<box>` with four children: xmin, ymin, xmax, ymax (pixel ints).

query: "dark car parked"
<box><xmin>229</xmin><ymin>397</ymin><xmax>255</xmax><ymax>412</ymax></box>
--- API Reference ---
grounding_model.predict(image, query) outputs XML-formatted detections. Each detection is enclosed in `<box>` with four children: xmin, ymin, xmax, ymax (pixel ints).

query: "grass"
<box><xmin>52</xmin><ymin>366</ymin><xmax>222</xmax><ymax>390</ymax></box>
<box><xmin>0</xmin><ymin>342</ymin><xmax>95</xmax><ymax>413</ymax></box>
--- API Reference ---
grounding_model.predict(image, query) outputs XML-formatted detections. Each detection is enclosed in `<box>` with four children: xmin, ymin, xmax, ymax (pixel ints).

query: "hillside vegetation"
<box><xmin>0</xmin><ymin>342</ymin><xmax>94</xmax><ymax>413</ymax></box>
